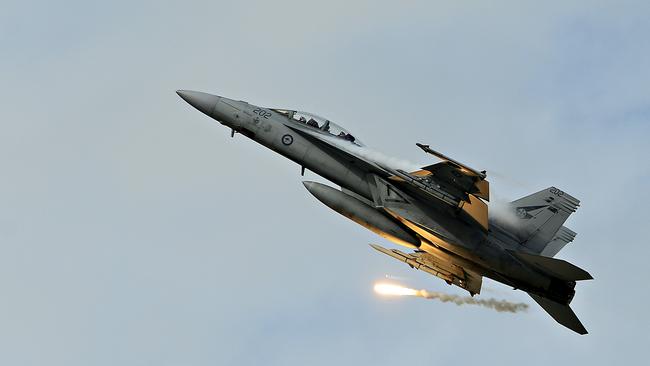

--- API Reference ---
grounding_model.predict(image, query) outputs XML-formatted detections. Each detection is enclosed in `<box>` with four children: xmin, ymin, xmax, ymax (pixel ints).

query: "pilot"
<box><xmin>307</xmin><ymin>118</ymin><xmax>319</xmax><ymax>128</ymax></box>
<box><xmin>338</xmin><ymin>132</ymin><xmax>355</xmax><ymax>142</ymax></box>
<box><xmin>299</xmin><ymin>116</ymin><xmax>307</xmax><ymax>123</ymax></box>
<box><xmin>321</xmin><ymin>120</ymin><xmax>331</xmax><ymax>132</ymax></box>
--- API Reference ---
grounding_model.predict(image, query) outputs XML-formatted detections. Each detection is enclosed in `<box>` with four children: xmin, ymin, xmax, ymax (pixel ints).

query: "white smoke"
<box><xmin>488</xmin><ymin>197</ymin><xmax>521</xmax><ymax>229</ymax></box>
<box><xmin>321</xmin><ymin>134</ymin><xmax>422</xmax><ymax>172</ymax></box>
<box><xmin>417</xmin><ymin>290</ymin><xmax>529</xmax><ymax>313</ymax></box>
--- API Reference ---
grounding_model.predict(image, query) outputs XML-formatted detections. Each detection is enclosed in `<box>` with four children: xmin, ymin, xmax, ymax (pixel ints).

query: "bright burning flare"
<box><xmin>373</xmin><ymin>281</ymin><xmax>529</xmax><ymax>313</ymax></box>
<box><xmin>374</xmin><ymin>283</ymin><xmax>419</xmax><ymax>296</ymax></box>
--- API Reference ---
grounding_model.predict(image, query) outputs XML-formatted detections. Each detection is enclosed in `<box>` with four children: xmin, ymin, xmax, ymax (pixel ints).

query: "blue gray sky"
<box><xmin>1</xmin><ymin>1</ymin><xmax>649</xmax><ymax>365</ymax></box>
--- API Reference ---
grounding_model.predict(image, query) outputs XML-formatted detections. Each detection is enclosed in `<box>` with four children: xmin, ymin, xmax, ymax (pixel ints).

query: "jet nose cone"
<box><xmin>176</xmin><ymin>90</ymin><xmax>220</xmax><ymax>116</ymax></box>
<box><xmin>302</xmin><ymin>181</ymin><xmax>313</xmax><ymax>188</ymax></box>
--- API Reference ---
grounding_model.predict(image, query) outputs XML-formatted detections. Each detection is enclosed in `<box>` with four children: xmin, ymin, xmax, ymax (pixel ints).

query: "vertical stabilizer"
<box><xmin>511</xmin><ymin>187</ymin><xmax>579</xmax><ymax>254</ymax></box>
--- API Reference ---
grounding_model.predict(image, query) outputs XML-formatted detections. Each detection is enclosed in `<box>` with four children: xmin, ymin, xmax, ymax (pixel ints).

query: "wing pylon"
<box><xmin>370</xmin><ymin>244</ymin><xmax>482</xmax><ymax>296</ymax></box>
<box><xmin>383</xmin><ymin>143</ymin><xmax>490</xmax><ymax>231</ymax></box>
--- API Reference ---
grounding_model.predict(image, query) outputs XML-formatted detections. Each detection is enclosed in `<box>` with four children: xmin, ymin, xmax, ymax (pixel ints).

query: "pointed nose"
<box><xmin>302</xmin><ymin>181</ymin><xmax>317</xmax><ymax>192</ymax></box>
<box><xmin>176</xmin><ymin>90</ymin><xmax>220</xmax><ymax>116</ymax></box>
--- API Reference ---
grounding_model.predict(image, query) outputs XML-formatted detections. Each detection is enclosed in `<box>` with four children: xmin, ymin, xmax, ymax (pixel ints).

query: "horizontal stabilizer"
<box><xmin>529</xmin><ymin>293</ymin><xmax>588</xmax><ymax>335</ymax></box>
<box><xmin>512</xmin><ymin>251</ymin><xmax>592</xmax><ymax>281</ymax></box>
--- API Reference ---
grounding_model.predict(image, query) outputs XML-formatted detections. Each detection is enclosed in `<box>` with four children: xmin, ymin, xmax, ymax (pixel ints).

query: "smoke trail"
<box><xmin>374</xmin><ymin>283</ymin><xmax>528</xmax><ymax>313</ymax></box>
<box><xmin>416</xmin><ymin>290</ymin><xmax>529</xmax><ymax>313</ymax></box>
<box><xmin>479</xmin><ymin>285</ymin><xmax>511</xmax><ymax>295</ymax></box>
<box><xmin>321</xmin><ymin>135</ymin><xmax>422</xmax><ymax>172</ymax></box>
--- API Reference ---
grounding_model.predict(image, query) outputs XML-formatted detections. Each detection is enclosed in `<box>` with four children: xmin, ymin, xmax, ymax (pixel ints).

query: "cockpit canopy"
<box><xmin>271</xmin><ymin>109</ymin><xmax>363</xmax><ymax>146</ymax></box>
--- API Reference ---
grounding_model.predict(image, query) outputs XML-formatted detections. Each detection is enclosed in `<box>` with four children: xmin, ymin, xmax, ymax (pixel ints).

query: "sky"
<box><xmin>1</xmin><ymin>1</ymin><xmax>649</xmax><ymax>365</ymax></box>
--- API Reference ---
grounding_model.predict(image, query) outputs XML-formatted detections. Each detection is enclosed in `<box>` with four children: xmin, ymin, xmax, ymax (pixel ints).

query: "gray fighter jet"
<box><xmin>177</xmin><ymin>90</ymin><xmax>592</xmax><ymax>334</ymax></box>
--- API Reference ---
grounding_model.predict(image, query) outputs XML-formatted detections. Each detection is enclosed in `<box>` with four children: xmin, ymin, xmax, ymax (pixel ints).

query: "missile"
<box><xmin>416</xmin><ymin>143</ymin><xmax>487</xmax><ymax>179</ymax></box>
<box><xmin>369</xmin><ymin>244</ymin><xmax>454</xmax><ymax>282</ymax></box>
<box><xmin>303</xmin><ymin>181</ymin><xmax>420</xmax><ymax>248</ymax></box>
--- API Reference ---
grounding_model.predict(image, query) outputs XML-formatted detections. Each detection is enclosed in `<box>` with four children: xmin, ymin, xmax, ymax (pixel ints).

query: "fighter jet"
<box><xmin>177</xmin><ymin>90</ymin><xmax>592</xmax><ymax>334</ymax></box>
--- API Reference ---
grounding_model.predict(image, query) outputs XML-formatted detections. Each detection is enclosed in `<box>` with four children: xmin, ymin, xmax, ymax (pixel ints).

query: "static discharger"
<box><xmin>374</xmin><ymin>282</ymin><xmax>528</xmax><ymax>313</ymax></box>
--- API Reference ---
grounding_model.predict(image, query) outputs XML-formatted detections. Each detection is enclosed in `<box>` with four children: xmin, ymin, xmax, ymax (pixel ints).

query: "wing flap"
<box><xmin>458</xmin><ymin>193</ymin><xmax>489</xmax><ymax>231</ymax></box>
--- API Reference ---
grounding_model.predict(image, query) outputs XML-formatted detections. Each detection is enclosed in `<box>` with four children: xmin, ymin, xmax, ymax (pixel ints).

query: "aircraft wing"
<box><xmin>370</xmin><ymin>244</ymin><xmax>482</xmax><ymax>296</ymax></box>
<box><xmin>380</xmin><ymin>144</ymin><xmax>490</xmax><ymax>231</ymax></box>
<box><xmin>416</xmin><ymin>161</ymin><xmax>489</xmax><ymax>201</ymax></box>
<box><xmin>410</xmin><ymin>143</ymin><xmax>489</xmax><ymax>202</ymax></box>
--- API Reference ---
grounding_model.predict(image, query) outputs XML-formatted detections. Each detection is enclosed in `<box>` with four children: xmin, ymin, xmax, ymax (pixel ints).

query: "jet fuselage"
<box><xmin>177</xmin><ymin>90</ymin><xmax>575</xmax><ymax>305</ymax></box>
